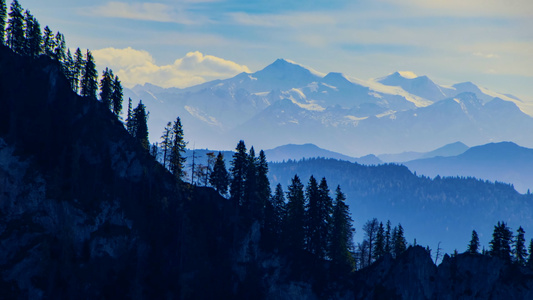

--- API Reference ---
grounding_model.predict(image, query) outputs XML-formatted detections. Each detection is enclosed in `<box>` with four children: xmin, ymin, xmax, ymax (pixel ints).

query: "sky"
<box><xmin>19</xmin><ymin>0</ymin><xmax>533</xmax><ymax>109</ymax></box>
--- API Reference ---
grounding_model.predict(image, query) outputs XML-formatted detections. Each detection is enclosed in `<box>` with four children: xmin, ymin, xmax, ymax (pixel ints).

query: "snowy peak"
<box><xmin>378</xmin><ymin>71</ymin><xmax>448</xmax><ymax>101</ymax></box>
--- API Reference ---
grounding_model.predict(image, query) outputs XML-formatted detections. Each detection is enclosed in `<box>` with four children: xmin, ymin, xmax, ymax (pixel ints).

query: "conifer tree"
<box><xmin>514</xmin><ymin>226</ymin><xmax>527</xmax><ymax>265</ymax></box>
<box><xmin>6</xmin><ymin>0</ymin><xmax>24</xmax><ymax>54</ymax></box>
<box><xmin>305</xmin><ymin>175</ymin><xmax>321</xmax><ymax>255</ymax></box>
<box><xmin>0</xmin><ymin>0</ymin><xmax>6</xmax><ymax>45</ymax></box>
<box><xmin>467</xmin><ymin>230</ymin><xmax>480</xmax><ymax>254</ymax></box>
<box><xmin>112</xmin><ymin>75</ymin><xmax>123</xmax><ymax>117</ymax></box>
<box><xmin>363</xmin><ymin>218</ymin><xmax>379</xmax><ymax>265</ymax></box>
<box><xmin>393</xmin><ymin>224</ymin><xmax>407</xmax><ymax>258</ymax></box>
<box><xmin>99</xmin><ymin>68</ymin><xmax>114</xmax><ymax>109</ymax></box>
<box><xmin>210</xmin><ymin>152</ymin><xmax>229</xmax><ymax>195</ymax></box>
<box><xmin>131</xmin><ymin>101</ymin><xmax>149</xmax><ymax>150</ymax></box>
<box><xmin>230</xmin><ymin>140</ymin><xmax>248</xmax><ymax>206</ymax></box>
<box><xmin>73</xmin><ymin>47</ymin><xmax>84</xmax><ymax>93</ymax></box>
<box><xmin>490</xmin><ymin>221</ymin><xmax>513</xmax><ymax>261</ymax></box>
<box><xmin>329</xmin><ymin>186</ymin><xmax>354</xmax><ymax>269</ymax></box>
<box><xmin>64</xmin><ymin>49</ymin><xmax>77</xmax><ymax>90</ymax></box>
<box><xmin>160</xmin><ymin>122</ymin><xmax>172</xmax><ymax>169</ymax></box>
<box><xmin>374</xmin><ymin>222</ymin><xmax>385</xmax><ymax>260</ymax></box>
<box><xmin>168</xmin><ymin>117</ymin><xmax>186</xmax><ymax>179</ymax></box>
<box><xmin>527</xmin><ymin>239</ymin><xmax>533</xmax><ymax>269</ymax></box>
<box><xmin>125</xmin><ymin>97</ymin><xmax>134</xmax><ymax>134</ymax></box>
<box><xmin>266</xmin><ymin>183</ymin><xmax>285</xmax><ymax>238</ymax></box>
<box><xmin>255</xmin><ymin>150</ymin><xmax>271</xmax><ymax>220</ymax></box>
<box><xmin>53</xmin><ymin>31</ymin><xmax>66</xmax><ymax>61</ymax></box>
<box><xmin>243</xmin><ymin>147</ymin><xmax>257</xmax><ymax>213</ymax></box>
<box><xmin>41</xmin><ymin>25</ymin><xmax>54</xmax><ymax>56</ymax></box>
<box><xmin>80</xmin><ymin>50</ymin><xmax>98</xmax><ymax>100</ymax></box>
<box><xmin>283</xmin><ymin>175</ymin><xmax>305</xmax><ymax>251</ymax></box>
<box><xmin>385</xmin><ymin>220</ymin><xmax>392</xmax><ymax>254</ymax></box>
<box><xmin>23</xmin><ymin>10</ymin><xmax>40</xmax><ymax>57</ymax></box>
<box><xmin>150</xmin><ymin>142</ymin><xmax>158</xmax><ymax>159</ymax></box>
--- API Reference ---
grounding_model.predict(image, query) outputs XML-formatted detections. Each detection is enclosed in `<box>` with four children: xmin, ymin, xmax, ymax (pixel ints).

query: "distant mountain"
<box><xmin>124</xmin><ymin>59</ymin><xmax>533</xmax><ymax>156</ymax></box>
<box><xmin>404</xmin><ymin>142</ymin><xmax>533</xmax><ymax>194</ymax></box>
<box><xmin>379</xmin><ymin>141</ymin><xmax>469</xmax><ymax>163</ymax></box>
<box><xmin>264</xmin><ymin>143</ymin><xmax>382</xmax><ymax>165</ymax></box>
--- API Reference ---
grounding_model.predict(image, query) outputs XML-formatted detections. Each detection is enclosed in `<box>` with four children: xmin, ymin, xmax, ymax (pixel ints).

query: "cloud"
<box><xmin>92</xmin><ymin>47</ymin><xmax>251</xmax><ymax>88</ymax></box>
<box><xmin>86</xmin><ymin>1</ymin><xmax>201</xmax><ymax>24</ymax></box>
<box><xmin>473</xmin><ymin>52</ymin><xmax>499</xmax><ymax>59</ymax></box>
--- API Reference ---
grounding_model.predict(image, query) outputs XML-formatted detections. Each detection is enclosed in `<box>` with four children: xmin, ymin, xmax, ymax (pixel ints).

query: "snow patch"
<box><xmin>398</xmin><ymin>71</ymin><xmax>418</xmax><ymax>79</ymax></box>
<box><xmin>184</xmin><ymin>106</ymin><xmax>222</xmax><ymax>127</ymax></box>
<box><xmin>283</xmin><ymin>59</ymin><xmax>327</xmax><ymax>77</ymax></box>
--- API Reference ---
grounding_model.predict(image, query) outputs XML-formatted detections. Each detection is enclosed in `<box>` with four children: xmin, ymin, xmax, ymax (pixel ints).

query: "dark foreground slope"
<box><xmin>2</xmin><ymin>46</ymin><xmax>533</xmax><ymax>299</ymax></box>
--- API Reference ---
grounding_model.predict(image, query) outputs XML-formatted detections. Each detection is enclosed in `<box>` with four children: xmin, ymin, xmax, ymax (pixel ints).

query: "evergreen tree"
<box><xmin>131</xmin><ymin>101</ymin><xmax>149</xmax><ymax>150</ymax></box>
<box><xmin>73</xmin><ymin>47</ymin><xmax>84</xmax><ymax>93</ymax></box>
<box><xmin>112</xmin><ymin>75</ymin><xmax>123</xmax><ymax>117</ymax></box>
<box><xmin>150</xmin><ymin>142</ymin><xmax>158</xmax><ymax>159</ymax></box>
<box><xmin>489</xmin><ymin>221</ymin><xmax>513</xmax><ymax>261</ymax></box>
<box><xmin>527</xmin><ymin>239</ymin><xmax>533</xmax><ymax>269</ymax></box>
<box><xmin>125</xmin><ymin>97</ymin><xmax>134</xmax><ymax>134</ymax></box>
<box><xmin>64</xmin><ymin>49</ymin><xmax>77</xmax><ymax>90</ymax></box>
<box><xmin>23</xmin><ymin>10</ymin><xmax>40</xmax><ymax>57</ymax></box>
<box><xmin>467</xmin><ymin>230</ymin><xmax>480</xmax><ymax>254</ymax></box>
<box><xmin>255</xmin><ymin>150</ymin><xmax>270</xmax><ymax>221</ymax></box>
<box><xmin>283</xmin><ymin>175</ymin><xmax>306</xmax><ymax>251</ymax></box>
<box><xmin>0</xmin><ymin>0</ymin><xmax>6</xmax><ymax>45</ymax></box>
<box><xmin>230</xmin><ymin>140</ymin><xmax>248</xmax><ymax>206</ymax></box>
<box><xmin>393</xmin><ymin>224</ymin><xmax>407</xmax><ymax>258</ymax></box>
<box><xmin>304</xmin><ymin>175</ymin><xmax>320</xmax><ymax>255</ymax></box>
<box><xmin>53</xmin><ymin>31</ymin><xmax>66</xmax><ymax>61</ymax></box>
<box><xmin>168</xmin><ymin>117</ymin><xmax>186</xmax><ymax>179</ymax></box>
<box><xmin>160</xmin><ymin>122</ymin><xmax>172</xmax><ymax>169</ymax></box>
<box><xmin>41</xmin><ymin>25</ymin><xmax>54</xmax><ymax>56</ymax></box>
<box><xmin>329</xmin><ymin>186</ymin><xmax>354</xmax><ymax>269</ymax></box>
<box><xmin>80</xmin><ymin>50</ymin><xmax>98</xmax><ymax>100</ymax></box>
<box><xmin>99</xmin><ymin>67</ymin><xmax>114</xmax><ymax>109</ymax></box>
<box><xmin>6</xmin><ymin>0</ymin><xmax>24</xmax><ymax>54</ymax></box>
<box><xmin>210</xmin><ymin>152</ymin><xmax>229</xmax><ymax>195</ymax></box>
<box><xmin>514</xmin><ymin>226</ymin><xmax>527</xmax><ymax>265</ymax></box>
<box><xmin>243</xmin><ymin>147</ymin><xmax>257</xmax><ymax>213</ymax></box>
<box><xmin>374</xmin><ymin>222</ymin><xmax>385</xmax><ymax>260</ymax></box>
<box><xmin>268</xmin><ymin>183</ymin><xmax>285</xmax><ymax>237</ymax></box>
<box><xmin>385</xmin><ymin>220</ymin><xmax>392</xmax><ymax>254</ymax></box>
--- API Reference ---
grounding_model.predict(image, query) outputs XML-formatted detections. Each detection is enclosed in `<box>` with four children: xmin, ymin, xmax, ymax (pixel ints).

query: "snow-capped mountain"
<box><xmin>124</xmin><ymin>59</ymin><xmax>533</xmax><ymax>156</ymax></box>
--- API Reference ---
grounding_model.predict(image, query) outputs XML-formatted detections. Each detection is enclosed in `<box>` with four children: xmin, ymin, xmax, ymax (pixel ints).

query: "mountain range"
<box><xmin>125</xmin><ymin>59</ymin><xmax>533</xmax><ymax>156</ymax></box>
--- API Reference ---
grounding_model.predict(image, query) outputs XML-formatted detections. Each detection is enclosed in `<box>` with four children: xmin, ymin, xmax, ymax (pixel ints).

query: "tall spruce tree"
<box><xmin>283</xmin><ymin>175</ymin><xmax>306</xmax><ymax>251</ymax></box>
<box><xmin>514</xmin><ymin>226</ymin><xmax>527</xmax><ymax>265</ymax></box>
<box><xmin>374</xmin><ymin>222</ymin><xmax>385</xmax><ymax>260</ymax></box>
<box><xmin>41</xmin><ymin>25</ymin><xmax>54</xmax><ymax>56</ymax></box>
<box><xmin>210</xmin><ymin>152</ymin><xmax>229</xmax><ymax>195</ymax></box>
<box><xmin>243</xmin><ymin>147</ymin><xmax>257</xmax><ymax>213</ymax></box>
<box><xmin>255</xmin><ymin>150</ymin><xmax>270</xmax><ymax>221</ymax></box>
<box><xmin>467</xmin><ymin>230</ymin><xmax>480</xmax><ymax>254</ymax></box>
<box><xmin>393</xmin><ymin>224</ymin><xmax>407</xmax><ymax>258</ymax></box>
<box><xmin>363</xmin><ymin>218</ymin><xmax>379</xmax><ymax>265</ymax></box>
<box><xmin>80</xmin><ymin>50</ymin><xmax>98</xmax><ymax>100</ymax></box>
<box><xmin>385</xmin><ymin>220</ymin><xmax>392</xmax><ymax>255</ymax></box>
<box><xmin>160</xmin><ymin>122</ymin><xmax>172</xmax><ymax>169</ymax></box>
<box><xmin>0</xmin><ymin>0</ymin><xmax>6</xmax><ymax>45</ymax></box>
<box><xmin>53</xmin><ymin>31</ymin><xmax>66</xmax><ymax>61</ymax></box>
<box><xmin>132</xmin><ymin>101</ymin><xmax>149</xmax><ymax>150</ymax></box>
<box><xmin>125</xmin><ymin>97</ymin><xmax>134</xmax><ymax>135</ymax></box>
<box><xmin>64</xmin><ymin>49</ymin><xmax>77</xmax><ymax>90</ymax></box>
<box><xmin>23</xmin><ymin>10</ymin><xmax>40</xmax><ymax>57</ymax></box>
<box><xmin>99</xmin><ymin>68</ymin><xmax>114</xmax><ymax>109</ymax></box>
<box><xmin>305</xmin><ymin>176</ymin><xmax>321</xmax><ymax>255</ymax></box>
<box><xmin>168</xmin><ymin>117</ymin><xmax>186</xmax><ymax>179</ymax></box>
<box><xmin>266</xmin><ymin>183</ymin><xmax>285</xmax><ymax>238</ymax></box>
<box><xmin>73</xmin><ymin>47</ymin><xmax>84</xmax><ymax>93</ymax></box>
<box><xmin>527</xmin><ymin>239</ymin><xmax>533</xmax><ymax>269</ymax></box>
<box><xmin>112</xmin><ymin>75</ymin><xmax>123</xmax><ymax>117</ymax></box>
<box><xmin>490</xmin><ymin>221</ymin><xmax>513</xmax><ymax>261</ymax></box>
<box><xmin>230</xmin><ymin>140</ymin><xmax>248</xmax><ymax>206</ymax></box>
<box><xmin>329</xmin><ymin>186</ymin><xmax>354</xmax><ymax>269</ymax></box>
<box><xmin>6</xmin><ymin>0</ymin><xmax>24</xmax><ymax>54</ymax></box>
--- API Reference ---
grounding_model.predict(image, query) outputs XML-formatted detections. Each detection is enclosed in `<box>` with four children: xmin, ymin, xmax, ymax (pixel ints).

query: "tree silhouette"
<box><xmin>514</xmin><ymin>226</ymin><xmax>527</xmax><ymax>266</ymax></box>
<box><xmin>168</xmin><ymin>117</ymin><xmax>186</xmax><ymax>180</ymax></box>
<box><xmin>99</xmin><ymin>67</ymin><xmax>114</xmax><ymax>109</ymax></box>
<box><xmin>6</xmin><ymin>0</ymin><xmax>24</xmax><ymax>54</ymax></box>
<box><xmin>490</xmin><ymin>221</ymin><xmax>513</xmax><ymax>261</ymax></box>
<box><xmin>0</xmin><ymin>0</ymin><xmax>6</xmax><ymax>45</ymax></box>
<box><xmin>283</xmin><ymin>175</ymin><xmax>305</xmax><ymax>251</ymax></box>
<box><xmin>80</xmin><ymin>50</ymin><xmax>98</xmax><ymax>100</ymax></box>
<box><xmin>210</xmin><ymin>152</ymin><xmax>229</xmax><ymax>195</ymax></box>
<box><xmin>329</xmin><ymin>185</ymin><xmax>354</xmax><ymax>269</ymax></box>
<box><xmin>467</xmin><ymin>230</ymin><xmax>480</xmax><ymax>254</ymax></box>
<box><xmin>111</xmin><ymin>75</ymin><xmax>123</xmax><ymax>117</ymax></box>
<box><xmin>230</xmin><ymin>140</ymin><xmax>248</xmax><ymax>207</ymax></box>
<box><xmin>23</xmin><ymin>10</ymin><xmax>40</xmax><ymax>57</ymax></box>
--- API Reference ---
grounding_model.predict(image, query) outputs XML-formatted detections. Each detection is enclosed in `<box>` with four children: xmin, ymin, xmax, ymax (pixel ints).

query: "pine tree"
<box><xmin>23</xmin><ymin>10</ymin><xmax>40</xmax><ymax>57</ymax></box>
<box><xmin>80</xmin><ymin>50</ymin><xmax>98</xmax><ymax>100</ymax></box>
<box><xmin>6</xmin><ymin>0</ymin><xmax>24</xmax><ymax>54</ymax></box>
<box><xmin>268</xmin><ymin>183</ymin><xmax>285</xmax><ymax>237</ymax></box>
<box><xmin>374</xmin><ymin>222</ymin><xmax>385</xmax><ymax>260</ymax></box>
<box><xmin>0</xmin><ymin>0</ymin><xmax>6</xmax><ymax>45</ymax></box>
<box><xmin>168</xmin><ymin>117</ymin><xmax>186</xmax><ymax>179</ymax></box>
<box><xmin>514</xmin><ymin>226</ymin><xmax>527</xmax><ymax>265</ymax></box>
<box><xmin>490</xmin><ymin>221</ymin><xmax>513</xmax><ymax>261</ymax></box>
<box><xmin>467</xmin><ymin>230</ymin><xmax>480</xmax><ymax>254</ymax></box>
<box><xmin>527</xmin><ymin>239</ymin><xmax>533</xmax><ymax>269</ymax></box>
<box><xmin>393</xmin><ymin>224</ymin><xmax>407</xmax><ymax>258</ymax></box>
<box><xmin>230</xmin><ymin>140</ymin><xmax>248</xmax><ymax>206</ymax></box>
<box><xmin>112</xmin><ymin>75</ymin><xmax>123</xmax><ymax>117</ymax></box>
<box><xmin>385</xmin><ymin>220</ymin><xmax>391</xmax><ymax>255</ymax></box>
<box><xmin>73</xmin><ymin>47</ymin><xmax>84</xmax><ymax>93</ymax></box>
<box><xmin>53</xmin><ymin>31</ymin><xmax>66</xmax><ymax>61</ymax></box>
<box><xmin>255</xmin><ymin>150</ymin><xmax>270</xmax><ymax>220</ymax></box>
<box><xmin>210</xmin><ymin>152</ymin><xmax>229</xmax><ymax>195</ymax></box>
<box><xmin>329</xmin><ymin>186</ymin><xmax>354</xmax><ymax>269</ymax></box>
<box><xmin>283</xmin><ymin>175</ymin><xmax>306</xmax><ymax>251</ymax></box>
<box><xmin>243</xmin><ymin>147</ymin><xmax>257</xmax><ymax>213</ymax></box>
<box><xmin>160</xmin><ymin>122</ymin><xmax>172</xmax><ymax>169</ymax></box>
<box><xmin>64</xmin><ymin>49</ymin><xmax>77</xmax><ymax>90</ymax></box>
<box><xmin>305</xmin><ymin>175</ymin><xmax>321</xmax><ymax>255</ymax></box>
<box><xmin>150</xmin><ymin>142</ymin><xmax>158</xmax><ymax>159</ymax></box>
<box><xmin>99</xmin><ymin>68</ymin><xmax>114</xmax><ymax>109</ymax></box>
<box><xmin>41</xmin><ymin>25</ymin><xmax>54</xmax><ymax>57</ymax></box>
<box><xmin>125</xmin><ymin>97</ymin><xmax>134</xmax><ymax>134</ymax></box>
<box><xmin>131</xmin><ymin>101</ymin><xmax>149</xmax><ymax>150</ymax></box>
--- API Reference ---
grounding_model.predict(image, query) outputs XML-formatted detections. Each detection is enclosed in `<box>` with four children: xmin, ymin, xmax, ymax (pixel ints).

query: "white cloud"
<box><xmin>92</xmin><ymin>47</ymin><xmax>251</xmax><ymax>88</ymax></box>
<box><xmin>473</xmin><ymin>52</ymin><xmax>499</xmax><ymax>59</ymax></box>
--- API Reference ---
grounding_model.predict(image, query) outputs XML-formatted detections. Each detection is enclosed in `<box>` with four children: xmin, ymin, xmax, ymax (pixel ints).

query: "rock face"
<box><xmin>354</xmin><ymin>246</ymin><xmax>533</xmax><ymax>300</ymax></box>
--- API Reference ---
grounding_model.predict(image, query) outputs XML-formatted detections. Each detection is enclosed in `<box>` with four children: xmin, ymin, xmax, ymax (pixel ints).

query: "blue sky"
<box><xmin>19</xmin><ymin>0</ymin><xmax>533</xmax><ymax>110</ymax></box>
